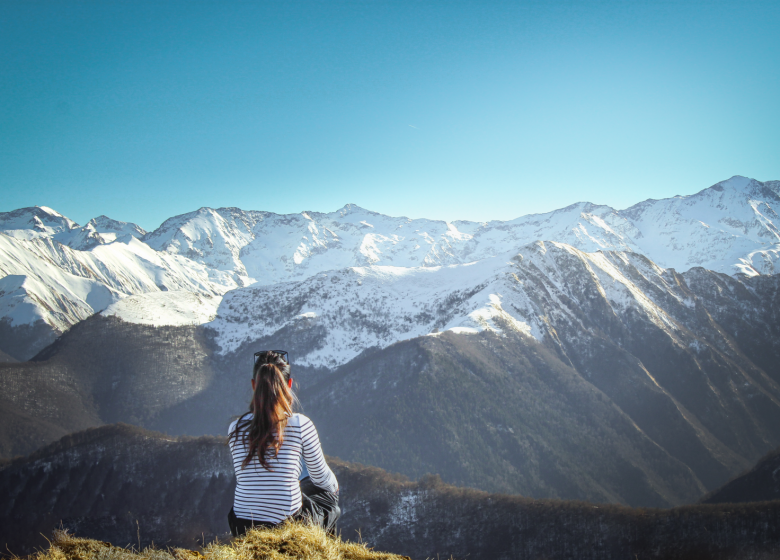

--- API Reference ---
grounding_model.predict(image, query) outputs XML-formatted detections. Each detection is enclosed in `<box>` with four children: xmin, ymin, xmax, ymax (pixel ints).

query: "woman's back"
<box><xmin>229</xmin><ymin>412</ymin><xmax>337</xmax><ymax>524</ymax></box>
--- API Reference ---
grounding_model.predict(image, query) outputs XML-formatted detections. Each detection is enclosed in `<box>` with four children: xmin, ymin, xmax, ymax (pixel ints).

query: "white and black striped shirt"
<box><xmin>228</xmin><ymin>413</ymin><xmax>338</xmax><ymax>524</ymax></box>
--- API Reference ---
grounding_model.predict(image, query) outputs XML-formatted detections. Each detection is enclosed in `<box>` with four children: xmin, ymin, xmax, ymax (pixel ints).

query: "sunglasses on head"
<box><xmin>253</xmin><ymin>350</ymin><xmax>289</xmax><ymax>365</ymax></box>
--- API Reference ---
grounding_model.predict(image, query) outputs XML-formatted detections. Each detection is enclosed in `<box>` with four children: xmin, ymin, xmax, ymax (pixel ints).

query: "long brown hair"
<box><xmin>228</xmin><ymin>354</ymin><xmax>294</xmax><ymax>470</ymax></box>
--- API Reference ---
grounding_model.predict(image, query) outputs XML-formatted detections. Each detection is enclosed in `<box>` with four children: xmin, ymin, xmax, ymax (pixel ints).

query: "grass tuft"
<box><xmin>24</xmin><ymin>523</ymin><xmax>410</xmax><ymax>560</ymax></box>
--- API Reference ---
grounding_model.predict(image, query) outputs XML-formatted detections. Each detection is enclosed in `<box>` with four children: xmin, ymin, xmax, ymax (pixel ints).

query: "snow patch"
<box><xmin>102</xmin><ymin>291</ymin><xmax>221</xmax><ymax>326</ymax></box>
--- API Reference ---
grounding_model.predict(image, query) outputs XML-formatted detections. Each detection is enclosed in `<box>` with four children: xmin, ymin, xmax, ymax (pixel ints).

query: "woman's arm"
<box><xmin>299</xmin><ymin>416</ymin><xmax>339</xmax><ymax>493</ymax></box>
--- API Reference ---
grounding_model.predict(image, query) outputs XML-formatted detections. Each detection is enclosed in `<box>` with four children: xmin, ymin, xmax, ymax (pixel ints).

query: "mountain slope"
<box><xmin>0</xmin><ymin>348</ymin><xmax>19</xmax><ymax>363</ymax></box>
<box><xmin>0</xmin><ymin>316</ymin><xmax>220</xmax><ymax>458</ymax></box>
<box><xmin>700</xmin><ymin>445</ymin><xmax>780</xmax><ymax>504</ymax></box>
<box><xmin>302</xmin><ymin>329</ymin><xmax>706</xmax><ymax>506</ymax></box>
<box><xmin>0</xmin><ymin>314</ymin><xmax>710</xmax><ymax>505</ymax></box>
<box><xmin>0</xmin><ymin>398</ymin><xmax>70</xmax><ymax>458</ymax></box>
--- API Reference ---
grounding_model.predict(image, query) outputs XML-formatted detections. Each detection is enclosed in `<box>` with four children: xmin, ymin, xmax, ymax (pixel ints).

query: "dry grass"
<box><xmin>24</xmin><ymin>523</ymin><xmax>409</xmax><ymax>560</ymax></box>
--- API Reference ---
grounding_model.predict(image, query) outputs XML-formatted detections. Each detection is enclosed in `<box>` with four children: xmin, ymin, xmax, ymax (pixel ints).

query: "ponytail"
<box><xmin>229</xmin><ymin>361</ymin><xmax>294</xmax><ymax>470</ymax></box>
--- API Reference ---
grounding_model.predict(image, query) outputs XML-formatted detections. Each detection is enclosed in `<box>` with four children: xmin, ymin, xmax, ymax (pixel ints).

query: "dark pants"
<box><xmin>228</xmin><ymin>476</ymin><xmax>341</xmax><ymax>537</ymax></box>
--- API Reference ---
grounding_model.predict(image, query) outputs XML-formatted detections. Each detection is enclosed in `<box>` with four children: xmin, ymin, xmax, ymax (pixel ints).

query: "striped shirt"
<box><xmin>228</xmin><ymin>413</ymin><xmax>338</xmax><ymax>523</ymax></box>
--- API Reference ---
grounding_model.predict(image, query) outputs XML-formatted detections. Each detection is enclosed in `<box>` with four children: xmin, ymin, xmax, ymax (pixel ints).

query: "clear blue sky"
<box><xmin>1</xmin><ymin>0</ymin><xmax>778</xmax><ymax>231</ymax></box>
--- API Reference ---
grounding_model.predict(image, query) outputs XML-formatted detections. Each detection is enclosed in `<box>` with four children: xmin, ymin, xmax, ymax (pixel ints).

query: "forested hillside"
<box><xmin>701</xmin><ymin>445</ymin><xmax>780</xmax><ymax>505</ymax></box>
<box><xmin>2</xmin><ymin>425</ymin><xmax>779</xmax><ymax>560</ymax></box>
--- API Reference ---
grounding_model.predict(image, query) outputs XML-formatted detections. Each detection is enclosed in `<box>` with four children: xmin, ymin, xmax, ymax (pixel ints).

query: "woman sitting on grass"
<box><xmin>227</xmin><ymin>350</ymin><xmax>340</xmax><ymax>536</ymax></box>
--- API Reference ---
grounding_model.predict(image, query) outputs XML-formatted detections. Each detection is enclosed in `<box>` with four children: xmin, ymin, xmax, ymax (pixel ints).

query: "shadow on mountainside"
<box><xmin>700</xmin><ymin>445</ymin><xmax>780</xmax><ymax>505</ymax></box>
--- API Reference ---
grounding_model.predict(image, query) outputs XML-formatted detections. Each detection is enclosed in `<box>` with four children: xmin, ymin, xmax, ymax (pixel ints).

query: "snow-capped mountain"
<box><xmin>88</xmin><ymin>215</ymin><xmax>147</xmax><ymax>241</ymax></box>
<box><xmin>205</xmin><ymin>238</ymin><xmax>760</xmax><ymax>370</ymax></box>
<box><xmin>0</xmin><ymin>226</ymin><xmax>242</xmax><ymax>358</ymax></box>
<box><xmin>0</xmin><ymin>233</ymin><xmax>239</xmax><ymax>324</ymax></box>
<box><xmin>210</xmin><ymin>251</ymin><xmax>531</xmax><ymax>368</ymax></box>
<box><xmin>143</xmin><ymin>207</ymin><xmax>262</xmax><ymax>277</ymax></box>
<box><xmin>0</xmin><ymin>206</ymin><xmax>147</xmax><ymax>250</ymax></box>
<box><xmin>141</xmin><ymin>176</ymin><xmax>780</xmax><ymax>286</ymax></box>
<box><xmin>0</xmin><ymin>206</ymin><xmax>78</xmax><ymax>240</ymax></box>
<box><xmin>1</xmin><ymin>175</ymin><xmax>778</xmax><ymax>360</ymax></box>
<box><xmin>620</xmin><ymin>175</ymin><xmax>780</xmax><ymax>274</ymax></box>
<box><xmin>205</xmin><ymin>239</ymin><xmax>780</xmax><ymax>497</ymax></box>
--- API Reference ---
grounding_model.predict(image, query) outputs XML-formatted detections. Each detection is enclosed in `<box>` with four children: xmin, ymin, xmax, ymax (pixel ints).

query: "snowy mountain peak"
<box><xmin>36</xmin><ymin>206</ymin><xmax>65</xmax><ymax>217</ymax></box>
<box><xmin>336</xmin><ymin>203</ymin><xmax>378</xmax><ymax>217</ymax></box>
<box><xmin>0</xmin><ymin>206</ymin><xmax>78</xmax><ymax>240</ymax></box>
<box><xmin>702</xmin><ymin>176</ymin><xmax>780</xmax><ymax>202</ymax></box>
<box><xmin>143</xmin><ymin>207</ymin><xmax>259</xmax><ymax>279</ymax></box>
<box><xmin>0</xmin><ymin>207</ymin><xmax>151</xmax><ymax>250</ymax></box>
<box><xmin>715</xmin><ymin>175</ymin><xmax>754</xmax><ymax>191</ymax></box>
<box><xmin>88</xmin><ymin>215</ymin><xmax>147</xmax><ymax>239</ymax></box>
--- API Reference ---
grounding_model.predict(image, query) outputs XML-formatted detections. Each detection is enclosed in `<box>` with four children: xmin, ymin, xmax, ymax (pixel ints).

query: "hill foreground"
<box><xmin>28</xmin><ymin>523</ymin><xmax>407</xmax><ymax>560</ymax></box>
<box><xmin>701</xmin><ymin>445</ymin><xmax>780</xmax><ymax>504</ymax></box>
<box><xmin>4</xmin><ymin>424</ymin><xmax>780</xmax><ymax>559</ymax></box>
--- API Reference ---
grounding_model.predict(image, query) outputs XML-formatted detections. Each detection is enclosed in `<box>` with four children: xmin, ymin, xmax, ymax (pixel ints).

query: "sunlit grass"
<box><xmin>25</xmin><ymin>522</ymin><xmax>409</xmax><ymax>560</ymax></box>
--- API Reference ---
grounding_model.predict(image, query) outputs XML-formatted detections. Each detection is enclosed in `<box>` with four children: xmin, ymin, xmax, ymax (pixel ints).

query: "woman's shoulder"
<box><xmin>287</xmin><ymin>412</ymin><xmax>313</xmax><ymax>428</ymax></box>
<box><xmin>228</xmin><ymin>413</ymin><xmax>252</xmax><ymax>435</ymax></box>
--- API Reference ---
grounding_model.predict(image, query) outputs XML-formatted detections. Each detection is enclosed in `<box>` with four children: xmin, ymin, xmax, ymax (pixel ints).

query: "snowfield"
<box><xmin>209</xmin><ymin>241</ymin><xmax>690</xmax><ymax>369</ymax></box>
<box><xmin>0</xmin><ymin>228</ymin><xmax>240</xmax><ymax>333</ymax></box>
<box><xmin>102</xmin><ymin>291</ymin><xmax>221</xmax><ymax>326</ymax></box>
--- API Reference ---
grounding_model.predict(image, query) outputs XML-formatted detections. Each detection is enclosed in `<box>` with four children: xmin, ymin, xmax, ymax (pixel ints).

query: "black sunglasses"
<box><xmin>253</xmin><ymin>350</ymin><xmax>289</xmax><ymax>365</ymax></box>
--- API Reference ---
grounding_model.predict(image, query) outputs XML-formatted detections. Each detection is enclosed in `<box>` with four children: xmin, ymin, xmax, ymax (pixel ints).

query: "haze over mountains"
<box><xmin>2</xmin><ymin>175</ymin><xmax>780</xmax><ymax>509</ymax></box>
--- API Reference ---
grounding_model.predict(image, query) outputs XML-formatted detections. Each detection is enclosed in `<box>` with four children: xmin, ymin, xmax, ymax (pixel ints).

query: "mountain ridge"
<box><xmin>3</xmin><ymin>175</ymin><xmax>780</xmax><ymax>361</ymax></box>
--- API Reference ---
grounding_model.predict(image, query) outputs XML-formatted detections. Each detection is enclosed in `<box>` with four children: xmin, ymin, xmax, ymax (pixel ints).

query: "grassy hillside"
<box><xmin>28</xmin><ymin>523</ymin><xmax>408</xmax><ymax>560</ymax></box>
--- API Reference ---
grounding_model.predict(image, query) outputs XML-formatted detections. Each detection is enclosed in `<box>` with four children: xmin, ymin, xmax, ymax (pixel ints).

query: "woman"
<box><xmin>227</xmin><ymin>350</ymin><xmax>340</xmax><ymax>536</ymax></box>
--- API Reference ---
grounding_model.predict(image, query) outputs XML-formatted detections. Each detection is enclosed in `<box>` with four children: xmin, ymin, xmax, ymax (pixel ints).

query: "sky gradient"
<box><xmin>1</xmin><ymin>0</ymin><xmax>779</xmax><ymax>231</ymax></box>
